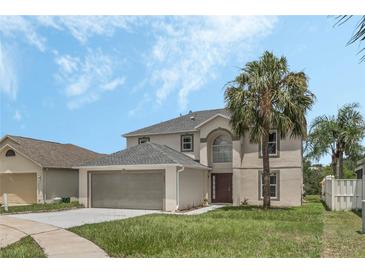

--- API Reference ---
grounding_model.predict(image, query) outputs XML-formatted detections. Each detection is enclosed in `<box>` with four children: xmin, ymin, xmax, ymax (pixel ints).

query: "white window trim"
<box><xmin>212</xmin><ymin>136</ymin><xmax>232</xmax><ymax>163</ymax></box>
<box><xmin>181</xmin><ymin>134</ymin><xmax>193</xmax><ymax>152</ymax></box>
<box><xmin>260</xmin><ymin>172</ymin><xmax>278</xmax><ymax>199</ymax></box>
<box><xmin>260</xmin><ymin>129</ymin><xmax>278</xmax><ymax>157</ymax></box>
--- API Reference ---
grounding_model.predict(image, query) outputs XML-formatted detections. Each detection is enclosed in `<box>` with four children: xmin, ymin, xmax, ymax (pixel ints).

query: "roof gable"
<box><xmin>1</xmin><ymin>135</ymin><xmax>104</xmax><ymax>168</ymax></box>
<box><xmin>194</xmin><ymin>113</ymin><xmax>230</xmax><ymax>129</ymax></box>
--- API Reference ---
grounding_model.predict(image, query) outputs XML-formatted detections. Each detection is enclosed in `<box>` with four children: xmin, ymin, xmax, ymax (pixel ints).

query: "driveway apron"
<box><xmin>0</xmin><ymin>216</ymin><xmax>108</xmax><ymax>258</ymax></box>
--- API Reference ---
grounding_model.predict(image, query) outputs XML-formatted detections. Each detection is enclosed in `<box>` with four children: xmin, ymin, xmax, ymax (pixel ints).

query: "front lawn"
<box><xmin>70</xmin><ymin>196</ymin><xmax>324</xmax><ymax>257</ymax></box>
<box><xmin>322</xmin><ymin>209</ymin><xmax>365</xmax><ymax>257</ymax></box>
<box><xmin>0</xmin><ymin>236</ymin><xmax>46</xmax><ymax>258</ymax></box>
<box><xmin>0</xmin><ymin>201</ymin><xmax>83</xmax><ymax>214</ymax></box>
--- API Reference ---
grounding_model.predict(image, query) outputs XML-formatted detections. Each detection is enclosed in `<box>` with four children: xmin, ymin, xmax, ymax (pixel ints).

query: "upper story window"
<box><xmin>260</xmin><ymin>171</ymin><xmax>279</xmax><ymax>200</ymax></box>
<box><xmin>212</xmin><ymin>135</ymin><xmax>232</xmax><ymax>163</ymax></box>
<box><xmin>260</xmin><ymin>130</ymin><xmax>279</xmax><ymax>157</ymax></box>
<box><xmin>138</xmin><ymin>137</ymin><xmax>150</xmax><ymax>144</ymax></box>
<box><xmin>181</xmin><ymin>134</ymin><xmax>194</xmax><ymax>152</ymax></box>
<box><xmin>5</xmin><ymin>149</ymin><xmax>16</xmax><ymax>157</ymax></box>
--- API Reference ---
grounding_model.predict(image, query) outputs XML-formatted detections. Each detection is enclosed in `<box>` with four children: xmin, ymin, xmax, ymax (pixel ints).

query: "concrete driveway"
<box><xmin>10</xmin><ymin>208</ymin><xmax>160</xmax><ymax>228</ymax></box>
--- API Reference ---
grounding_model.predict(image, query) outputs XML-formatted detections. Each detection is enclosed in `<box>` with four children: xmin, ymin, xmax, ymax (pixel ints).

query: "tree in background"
<box><xmin>303</xmin><ymin>158</ymin><xmax>357</xmax><ymax>195</ymax></box>
<box><xmin>225</xmin><ymin>51</ymin><xmax>315</xmax><ymax>208</ymax></box>
<box><xmin>306</xmin><ymin>103</ymin><xmax>365</xmax><ymax>179</ymax></box>
<box><xmin>335</xmin><ymin>16</ymin><xmax>365</xmax><ymax>62</ymax></box>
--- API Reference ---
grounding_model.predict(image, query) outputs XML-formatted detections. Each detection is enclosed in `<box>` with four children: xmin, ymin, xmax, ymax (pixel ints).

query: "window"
<box><xmin>212</xmin><ymin>135</ymin><xmax>232</xmax><ymax>163</ymax></box>
<box><xmin>260</xmin><ymin>130</ymin><xmax>278</xmax><ymax>157</ymax></box>
<box><xmin>259</xmin><ymin>171</ymin><xmax>279</xmax><ymax>199</ymax></box>
<box><xmin>138</xmin><ymin>137</ymin><xmax>150</xmax><ymax>144</ymax></box>
<box><xmin>5</xmin><ymin>149</ymin><xmax>15</xmax><ymax>157</ymax></box>
<box><xmin>181</xmin><ymin>134</ymin><xmax>193</xmax><ymax>152</ymax></box>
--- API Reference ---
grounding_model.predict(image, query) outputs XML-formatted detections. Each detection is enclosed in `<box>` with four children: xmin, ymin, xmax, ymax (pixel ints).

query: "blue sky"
<box><xmin>0</xmin><ymin>16</ymin><xmax>364</xmax><ymax>163</ymax></box>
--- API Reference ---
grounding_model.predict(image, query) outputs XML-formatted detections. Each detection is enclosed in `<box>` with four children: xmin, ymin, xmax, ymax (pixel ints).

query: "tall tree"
<box><xmin>306</xmin><ymin>103</ymin><xmax>365</xmax><ymax>178</ymax></box>
<box><xmin>225</xmin><ymin>51</ymin><xmax>315</xmax><ymax>208</ymax></box>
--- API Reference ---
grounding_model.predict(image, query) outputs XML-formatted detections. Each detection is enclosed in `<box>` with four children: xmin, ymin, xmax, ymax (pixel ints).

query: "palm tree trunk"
<box><xmin>262</xmin><ymin>132</ymin><xmax>271</xmax><ymax>209</ymax></box>
<box><xmin>337</xmin><ymin>149</ymin><xmax>344</xmax><ymax>179</ymax></box>
<box><xmin>331</xmin><ymin>154</ymin><xmax>337</xmax><ymax>177</ymax></box>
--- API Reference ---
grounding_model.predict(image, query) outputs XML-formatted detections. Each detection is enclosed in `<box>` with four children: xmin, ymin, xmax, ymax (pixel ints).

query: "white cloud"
<box><xmin>0</xmin><ymin>16</ymin><xmax>46</xmax><ymax>51</ymax></box>
<box><xmin>146</xmin><ymin>16</ymin><xmax>277</xmax><ymax>109</ymax></box>
<box><xmin>0</xmin><ymin>16</ymin><xmax>139</xmax><ymax>52</ymax></box>
<box><xmin>36</xmin><ymin>16</ymin><xmax>138</xmax><ymax>44</ymax></box>
<box><xmin>13</xmin><ymin>110</ymin><xmax>22</xmax><ymax>121</ymax></box>
<box><xmin>0</xmin><ymin>16</ymin><xmax>277</xmax><ymax>111</ymax></box>
<box><xmin>54</xmin><ymin>49</ymin><xmax>125</xmax><ymax>109</ymax></box>
<box><xmin>101</xmin><ymin>77</ymin><xmax>125</xmax><ymax>91</ymax></box>
<box><xmin>0</xmin><ymin>42</ymin><xmax>17</xmax><ymax>100</ymax></box>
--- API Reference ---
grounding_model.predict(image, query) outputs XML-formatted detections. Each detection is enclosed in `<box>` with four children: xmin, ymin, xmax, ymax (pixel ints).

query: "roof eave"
<box><xmin>73</xmin><ymin>163</ymin><xmax>210</xmax><ymax>170</ymax></box>
<box><xmin>122</xmin><ymin>129</ymin><xmax>198</xmax><ymax>138</ymax></box>
<box><xmin>73</xmin><ymin>163</ymin><xmax>183</xmax><ymax>169</ymax></box>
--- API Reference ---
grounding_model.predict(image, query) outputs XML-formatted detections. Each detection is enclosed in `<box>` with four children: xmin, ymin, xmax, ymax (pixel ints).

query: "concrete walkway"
<box><xmin>0</xmin><ymin>224</ymin><xmax>26</xmax><ymax>248</ymax></box>
<box><xmin>176</xmin><ymin>205</ymin><xmax>226</xmax><ymax>215</ymax></box>
<box><xmin>0</xmin><ymin>216</ymin><xmax>108</xmax><ymax>258</ymax></box>
<box><xmin>11</xmin><ymin>208</ymin><xmax>160</xmax><ymax>228</ymax></box>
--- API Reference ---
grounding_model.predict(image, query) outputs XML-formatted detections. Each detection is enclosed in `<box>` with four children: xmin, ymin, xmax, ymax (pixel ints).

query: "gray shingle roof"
<box><xmin>79</xmin><ymin>142</ymin><xmax>209</xmax><ymax>169</ymax></box>
<box><xmin>123</xmin><ymin>108</ymin><xmax>230</xmax><ymax>136</ymax></box>
<box><xmin>1</xmin><ymin>135</ymin><xmax>104</xmax><ymax>168</ymax></box>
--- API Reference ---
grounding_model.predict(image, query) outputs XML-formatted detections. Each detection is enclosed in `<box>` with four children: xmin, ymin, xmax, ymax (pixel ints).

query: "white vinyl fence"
<box><xmin>321</xmin><ymin>176</ymin><xmax>365</xmax><ymax>211</ymax></box>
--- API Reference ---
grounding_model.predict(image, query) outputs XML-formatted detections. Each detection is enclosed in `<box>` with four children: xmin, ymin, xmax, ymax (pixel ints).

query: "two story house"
<box><xmin>78</xmin><ymin>108</ymin><xmax>303</xmax><ymax>211</ymax></box>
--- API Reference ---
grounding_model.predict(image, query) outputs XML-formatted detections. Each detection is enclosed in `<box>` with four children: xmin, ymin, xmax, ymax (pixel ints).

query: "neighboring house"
<box><xmin>356</xmin><ymin>158</ymin><xmax>365</xmax><ymax>179</ymax></box>
<box><xmin>78</xmin><ymin>108</ymin><xmax>303</xmax><ymax>211</ymax></box>
<box><xmin>0</xmin><ymin>135</ymin><xmax>102</xmax><ymax>205</ymax></box>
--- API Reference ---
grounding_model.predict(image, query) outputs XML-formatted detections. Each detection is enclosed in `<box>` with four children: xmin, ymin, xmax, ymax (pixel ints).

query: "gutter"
<box><xmin>176</xmin><ymin>166</ymin><xmax>185</xmax><ymax>211</ymax></box>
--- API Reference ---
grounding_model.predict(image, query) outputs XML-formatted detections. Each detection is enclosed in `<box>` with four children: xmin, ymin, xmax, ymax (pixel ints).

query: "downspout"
<box><xmin>176</xmin><ymin>166</ymin><xmax>185</xmax><ymax>211</ymax></box>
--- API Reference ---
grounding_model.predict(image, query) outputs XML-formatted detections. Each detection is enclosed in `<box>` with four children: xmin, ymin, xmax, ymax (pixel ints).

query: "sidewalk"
<box><xmin>0</xmin><ymin>216</ymin><xmax>108</xmax><ymax>258</ymax></box>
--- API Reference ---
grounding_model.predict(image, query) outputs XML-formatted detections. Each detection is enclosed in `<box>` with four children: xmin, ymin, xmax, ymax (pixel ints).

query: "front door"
<box><xmin>211</xmin><ymin>173</ymin><xmax>232</xmax><ymax>203</ymax></box>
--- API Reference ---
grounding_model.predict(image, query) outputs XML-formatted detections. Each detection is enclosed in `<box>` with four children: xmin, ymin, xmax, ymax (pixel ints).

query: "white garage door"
<box><xmin>91</xmin><ymin>170</ymin><xmax>164</xmax><ymax>210</ymax></box>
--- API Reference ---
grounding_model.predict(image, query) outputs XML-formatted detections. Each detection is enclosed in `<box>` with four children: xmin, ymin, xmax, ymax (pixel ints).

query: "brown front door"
<box><xmin>211</xmin><ymin>173</ymin><xmax>232</xmax><ymax>203</ymax></box>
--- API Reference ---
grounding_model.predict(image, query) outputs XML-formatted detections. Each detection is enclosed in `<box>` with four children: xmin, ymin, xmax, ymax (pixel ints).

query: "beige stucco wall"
<box><xmin>126</xmin><ymin>132</ymin><xmax>200</xmax><ymax>160</ymax></box>
<box><xmin>241</xmin><ymin>132</ymin><xmax>302</xmax><ymax>168</ymax></box>
<box><xmin>78</xmin><ymin>169</ymin><xmax>88</xmax><ymax>206</ymax></box>
<box><xmin>0</xmin><ymin>145</ymin><xmax>43</xmax><ymax>202</ymax></box>
<box><xmin>234</xmin><ymin>167</ymin><xmax>302</xmax><ymax>207</ymax></box>
<box><xmin>44</xmin><ymin>168</ymin><xmax>79</xmax><ymax>201</ymax></box>
<box><xmin>164</xmin><ymin>166</ymin><xmax>177</xmax><ymax>211</ymax></box>
<box><xmin>178</xmin><ymin>168</ymin><xmax>208</xmax><ymax>209</ymax></box>
<box><xmin>198</xmin><ymin>115</ymin><xmax>232</xmax><ymax>139</ymax></box>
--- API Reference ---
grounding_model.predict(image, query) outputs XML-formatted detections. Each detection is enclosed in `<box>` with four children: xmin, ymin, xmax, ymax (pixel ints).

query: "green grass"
<box><xmin>0</xmin><ymin>201</ymin><xmax>83</xmax><ymax>214</ymax></box>
<box><xmin>70</xmin><ymin>196</ymin><xmax>324</xmax><ymax>257</ymax></box>
<box><xmin>321</xmin><ymin>209</ymin><xmax>365</xmax><ymax>257</ymax></box>
<box><xmin>0</xmin><ymin>236</ymin><xmax>46</xmax><ymax>258</ymax></box>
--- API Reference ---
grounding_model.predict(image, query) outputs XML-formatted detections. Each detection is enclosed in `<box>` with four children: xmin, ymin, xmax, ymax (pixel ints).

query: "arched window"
<box><xmin>5</xmin><ymin>149</ymin><xmax>16</xmax><ymax>157</ymax></box>
<box><xmin>212</xmin><ymin>135</ymin><xmax>232</xmax><ymax>163</ymax></box>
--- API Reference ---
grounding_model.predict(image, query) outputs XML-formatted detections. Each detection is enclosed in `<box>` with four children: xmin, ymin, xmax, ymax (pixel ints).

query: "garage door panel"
<box><xmin>0</xmin><ymin>173</ymin><xmax>37</xmax><ymax>205</ymax></box>
<box><xmin>91</xmin><ymin>171</ymin><xmax>164</xmax><ymax>210</ymax></box>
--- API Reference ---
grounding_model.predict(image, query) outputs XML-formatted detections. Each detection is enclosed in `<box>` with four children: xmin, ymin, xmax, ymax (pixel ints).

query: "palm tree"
<box><xmin>225</xmin><ymin>51</ymin><xmax>315</xmax><ymax>208</ymax></box>
<box><xmin>306</xmin><ymin>103</ymin><xmax>365</xmax><ymax>178</ymax></box>
<box><xmin>335</xmin><ymin>16</ymin><xmax>365</xmax><ymax>62</ymax></box>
